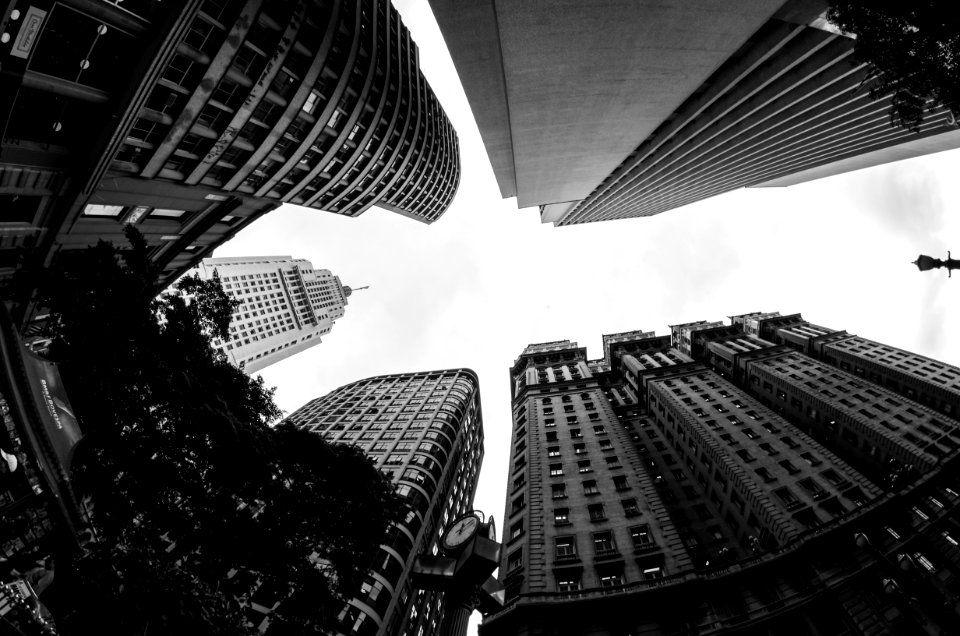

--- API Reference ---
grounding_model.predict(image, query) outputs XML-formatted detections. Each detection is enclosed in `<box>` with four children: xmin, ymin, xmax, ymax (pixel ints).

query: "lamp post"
<box><xmin>913</xmin><ymin>252</ymin><xmax>960</xmax><ymax>277</ymax></box>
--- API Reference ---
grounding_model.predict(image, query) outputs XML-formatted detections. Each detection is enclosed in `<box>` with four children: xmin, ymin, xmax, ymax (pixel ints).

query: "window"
<box><xmin>149</xmin><ymin>208</ymin><xmax>187</xmax><ymax>219</ymax></box>
<box><xmin>552</xmin><ymin>483</ymin><xmax>567</xmax><ymax>499</ymax></box>
<box><xmin>511</xmin><ymin>495</ymin><xmax>525</xmax><ymax>515</ymax></box>
<box><xmin>578</xmin><ymin>459</ymin><xmax>592</xmax><ymax>473</ymax></box>
<box><xmin>83</xmin><ymin>204</ymin><xmax>124</xmax><ymax>217</ymax></box>
<box><xmin>613</xmin><ymin>475</ymin><xmax>630</xmax><ymax>491</ymax></box>
<box><xmin>800</xmin><ymin>452</ymin><xmax>821</xmax><ymax>466</ymax></box>
<box><xmin>736</xmin><ymin>449</ymin><xmax>757</xmax><ymax>462</ymax></box>
<box><xmin>571</xmin><ymin>429</ymin><xmax>583</xmax><ymax>438</ymax></box>
<box><xmin>574</xmin><ymin>443</ymin><xmax>586</xmax><ymax>454</ymax></box>
<box><xmin>555</xmin><ymin>536</ymin><xmax>577</xmax><ymax>558</ymax></box>
<box><xmin>594</xmin><ymin>425</ymin><xmax>607</xmax><ymax>435</ymax></box>
<box><xmin>510</xmin><ymin>520</ymin><xmax>524</xmax><ymax>541</ymax></box>
<box><xmin>781</xmin><ymin>436</ymin><xmax>800</xmax><ymax>449</ymax></box>
<box><xmin>583</xmin><ymin>479</ymin><xmax>600</xmax><ymax>495</ymax></box>
<box><xmin>799</xmin><ymin>477</ymin><xmax>826</xmax><ymax>498</ymax></box>
<box><xmin>622</xmin><ymin>498</ymin><xmax>640</xmax><ymax>517</ymax></box>
<box><xmin>554</xmin><ymin>508</ymin><xmax>570</xmax><ymax>525</ymax></box>
<box><xmin>556</xmin><ymin>575</ymin><xmax>581</xmax><ymax>592</ymax></box>
<box><xmin>775</xmin><ymin>487</ymin><xmax>800</xmax><ymax>507</ymax></box>
<box><xmin>642</xmin><ymin>566</ymin><xmax>664</xmax><ymax>580</ymax></box>
<box><xmin>548</xmin><ymin>446</ymin><xmax>561</xmax><ymax>458</ymax></box>
<box><xmin>507</xmin><ymin>548</ymin><xmax>523</xmax><ymax>572</ymax></box>
<box><xmin>779</xmin><ymin>459</ymin><xmax>801</xmax><ymax>475</ymax></box>
<box><xmin>600</xmin><ymin>573</ymin><xmax>625</xmax><ymax>587</ymax></box>
<box><xmin>588</xmin><ymin>503</ymin><xmax>606</xmax><ymax>521</ymax></box>
<box><xmin>630</xmin><ymin>525</ymin><xmax>653</xmax><ymax>547</ymax></box>
<box><xmin>593</xmin><ymin>531</ymin><xmax>615</xmax><ymax>553</ymax></box>
<box><xmin>550</xmin><ymin>463</ymin><xmax>563</xmax><ymax>477</ymax></box>
<box><xmin>546</xmin><ymin>431</ymin><xmax>558</xmax><ymax>442</ymax></box>
<box><xmin>755</xmin><ymin>467</ymin><xmax>776</xmax><ymax>482</ymax></box>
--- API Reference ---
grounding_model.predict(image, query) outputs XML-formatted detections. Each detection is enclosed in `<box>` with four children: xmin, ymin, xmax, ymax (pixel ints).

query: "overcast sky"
<box><xmin>215</xmin><ymin>2</ymin><xmax>960</xmax><ymax>631</ymax></box>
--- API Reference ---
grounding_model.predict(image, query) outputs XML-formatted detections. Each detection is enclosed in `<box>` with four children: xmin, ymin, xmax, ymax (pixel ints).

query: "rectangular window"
<box><xmin>550</xmin><ymin>463</ymin><xmax>563</xmax><ymax>477</ymax></box>
<box><xmin>555</xmin><ymin>536</ymin><xmax>577</xmax><ymax>558</ymax></box>
<box><xmin>583</xmin><ymin>480</ymin><xmax>599</xmax><ymax>495</ymax></box>
<box><xmin>588</xmin><ymin>503</ymin><xmax>606</xmax><ymax>521</ymax></box>
<box><xmin>554</xmin><ymin>508</ymin><xmax>570</xmax><ymax>525</ymax></box>
<box><xmin>510</xmin><ymin>520</ymin><xmax>524</xmax><ymax>541</ymax></box>
<box><xmin>556</xmin><ymin>575</ymin><xmax>581</xmax><ymax>592</ymax></box>
<box><xmin>630</xmin><ymin>525</ymin><xmax>652</xmax><ymax>547</ymax></box>
<box><xmin>552</xmin><ymin>483</ymin><xmax>567</xmax><ymax>499</ymax></box>
<box><xmin>622</xmin><ymin>498</ymin><xmax>640</xmax><ymax>517</ymax></box>
<box><xmin>83</xmin><ymin>204</ymin><xmax>124</xmax><ymax>217</ymax></box>
<box><xmin>593</xmin><ymin>531</ymin><xmax>615</xmax><ymax>553</ymax></box>
<box><xmin>578</xmin><ymin>459</ymin><xmax>592</xmax><ymax>473</ymax></box>
<box><xmin>775</xmin><ymin>487</ymin><xmax>800</xmax><ymax>507</ymax></box>
<box><xmin>507</xmin><ymin>548</ymin><xmax>523</xmax><ymax>572</ymax></box>
<box><xmin>613</xmin><ymin>475</ymin><xmax>629</xmax><ymax>491</ymax></box>
<box><xmin>600</xmin><ymin>573</ymin><xmax>625</xmax><ymax>587</ymax></box>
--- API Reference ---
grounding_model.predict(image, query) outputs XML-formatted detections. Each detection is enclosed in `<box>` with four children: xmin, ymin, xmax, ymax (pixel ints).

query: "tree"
<box><xmin>20</xmin><ymin>228</ymin><xmax>402</xmax><ymax>635</ymax></box>
<box><xmin>828</xmin><ymin>1</ymin><xmax>960</xmax><ymax>131</ymax></box>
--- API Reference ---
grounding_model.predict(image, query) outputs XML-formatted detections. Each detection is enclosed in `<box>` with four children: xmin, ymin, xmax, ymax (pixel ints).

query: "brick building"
<box><xmin>483</xmin><ymin>314</ymin><xmax>960</xmax><ymax>635</ymax></box>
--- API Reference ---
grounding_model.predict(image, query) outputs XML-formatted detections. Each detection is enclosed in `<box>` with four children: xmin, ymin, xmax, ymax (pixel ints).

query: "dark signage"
<box><xmin>20</xmin><ymin>349</ymin><xmax>82</xmax><ymax>471</ymax></box>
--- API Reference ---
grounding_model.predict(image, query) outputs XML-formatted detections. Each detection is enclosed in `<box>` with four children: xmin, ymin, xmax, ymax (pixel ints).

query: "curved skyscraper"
<box><xmin>286</xmin><ymin>369</ymin><xmax>484</xmax><ymax>636</ymax></box>
<box><xmin>1</xmin><ymin>0</ymin><xmax>460</xmax><ymax>291</ymax></box>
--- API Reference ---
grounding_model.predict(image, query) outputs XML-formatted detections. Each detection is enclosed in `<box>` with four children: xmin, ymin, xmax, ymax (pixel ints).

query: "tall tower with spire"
<box><xmin>188</xmin><ymin>256</ymin><xmax>358</xmax><ymax>373</ymax></box>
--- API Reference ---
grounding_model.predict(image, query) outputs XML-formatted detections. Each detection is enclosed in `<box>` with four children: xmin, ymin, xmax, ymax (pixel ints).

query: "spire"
<box><xmin>343</xmin><ymin>285</ymin><xmax>369</xmax><ymax>298</ymax></box>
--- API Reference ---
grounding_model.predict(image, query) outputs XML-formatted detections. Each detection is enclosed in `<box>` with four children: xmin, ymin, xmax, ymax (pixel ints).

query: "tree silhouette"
<box><xmin>22</xmin><ymin>228</ymin><xmax>401</xmax><ymax>635</ymax></box>
<box><xmin>828</xmin><ymin>0</ymin><xmax>960</xmax><ymax>131</ymax></box>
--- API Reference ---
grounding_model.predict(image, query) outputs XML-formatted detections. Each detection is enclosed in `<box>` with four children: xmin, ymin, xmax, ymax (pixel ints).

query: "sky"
<box><xmin>215</xmin><ymin>2</ymin><xmax>960</xmax><ymax>632</ymax></box>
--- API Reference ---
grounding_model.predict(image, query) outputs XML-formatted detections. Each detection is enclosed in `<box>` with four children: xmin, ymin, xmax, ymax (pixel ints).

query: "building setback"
<box><xmin>188</xmin><ymin>256</ymin><xmax>356</xmax><ymax>373</ymax></box>
<box><xmin>484</xmin><ymin>315</ymin><xmax>960</xmax><ymax>635</ymax></box>
<box><xmin>0</xmin><ymin>0</ymin><xmax>459</xmax><ymax>292</ymax></box>
<box><xmin>428</xmin><ymin>0</ymin><xmax>960</xmax><ymax>226</ymax></box>
<box><xmin>285</xmin><ymin>369</ymin><xmax>484</xmax><ymax>636</ymax></box>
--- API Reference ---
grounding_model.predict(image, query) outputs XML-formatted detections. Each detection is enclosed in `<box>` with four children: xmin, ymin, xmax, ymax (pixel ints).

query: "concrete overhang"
<box><xmin>428</xmin><ymin>0</ymin><xmax>800</xmax><ymax>210</ymax></box>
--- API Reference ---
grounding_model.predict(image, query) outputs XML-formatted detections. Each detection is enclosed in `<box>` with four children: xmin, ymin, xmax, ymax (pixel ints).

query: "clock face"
<box><xmin>442</xmin><ymin>515</ymin><xmax>480</xmax><ymax>550</ymax></box>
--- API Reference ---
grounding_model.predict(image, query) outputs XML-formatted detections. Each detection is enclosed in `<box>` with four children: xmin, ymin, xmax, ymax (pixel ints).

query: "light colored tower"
<box><xmin>286</xmin><ymin>369</ymin><xmax>484</xmax><ymax>636</ymax></box>
<box><xmin>190</xmin><ymin>255</ymin><xmax>358</xmax><ymax>373</ymax></box>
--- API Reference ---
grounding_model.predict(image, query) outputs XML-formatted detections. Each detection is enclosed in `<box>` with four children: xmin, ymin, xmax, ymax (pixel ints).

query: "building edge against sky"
<box><xmin>284</xmin><ymin>368</ymin><xmax>484</xmax><ymax>636</ymax></box>
<box><xmin>189</xmin><ymin>256</ymin><xmax>359</xmax><ymax>373</ymax></box>
<box><xmin>484</xmin><ymin>312</ymin><xmax>960</xmax><ymax>635</ymax></box>
<box><xmin>427</xmin><ymin>0</ymin><xmax>960</xmax><ymax>226</ymax></box>
<box><xmin>0</xmin><ymin>0</ymin><xmax>460</xmax><ymax>300</ymax></box>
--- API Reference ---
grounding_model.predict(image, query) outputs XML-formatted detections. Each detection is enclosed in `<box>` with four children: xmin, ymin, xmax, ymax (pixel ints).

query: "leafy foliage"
<box><xmin>828</xmin><ymin>0</ymin><xmax>960</xmax><ymax>131</ymax></box>
<box><xmin>23</xmin><ymin>228</ymin><xmax>402</xmax><ymax>635</ymax></box>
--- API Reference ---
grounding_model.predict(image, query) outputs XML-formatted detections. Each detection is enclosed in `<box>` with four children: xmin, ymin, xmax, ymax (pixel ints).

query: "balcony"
<box><xmin>594</xmin><ymin>548</ymin><xmax>623</xmax><ymax>563</ymax></box>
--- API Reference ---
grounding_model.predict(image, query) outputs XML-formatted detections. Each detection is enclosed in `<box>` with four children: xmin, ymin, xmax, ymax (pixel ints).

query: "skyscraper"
<box><xmin>285</xmin><ymin>369</ymin><xmax>484</xmax><ymax>636</ymax></box>
<box><xmin>189</xmin><ymin>256</ymin><xmax>357</xmax><ymax>373</ymax></box>
<box><xmin>485</xmin><ymin>315</ymin><xmax>960</xmax><ymax>635</ymax></box>
<box><xmin>1</xmin><ymin>0</ymin><xmax>459</xmax><ymax>291</ymax></box>
<box><xmin>428</xmin><ymin>0</ymin><xmax>960</xmax><ymax>226</ymax></box>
